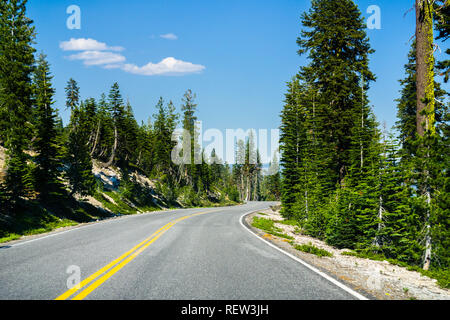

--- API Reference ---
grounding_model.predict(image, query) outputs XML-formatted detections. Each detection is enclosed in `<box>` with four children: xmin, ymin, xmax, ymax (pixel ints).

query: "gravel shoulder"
<box><xmin>244</xmin><ymin>207</ymin><xmax>450</xmax><ymax>301</ymax></box>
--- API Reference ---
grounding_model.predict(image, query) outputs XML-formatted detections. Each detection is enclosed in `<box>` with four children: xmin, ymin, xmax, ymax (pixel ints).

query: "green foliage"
<box><xmin>292</xmin><ymin>242</ymin><xmax>333</xmax><ymax>257</ymax></box>
<box><xmin>277</xmin><ymin>219</ymin><xmax>301</xmax><ymax>227</ymax></box>
<box><xmin>260</xmin><ymin>153</ymin><xmax>281</xmax><ymax>201</ymax></box>
<box><xmin>340</xmin><ymin>250</ymin><xmax>385</xmax><ymax>261</ymax></box>
<box><xmin>424</xmin><ymin>269</ymin><xmax>450</xmax><ymax>289</ymax></box>
<box><xmin>251</xmin><ymin>216</ymin><xmax>294</xmax><ymax>240</ymax></box>
<box><xmin>65</xmin><ymin>80</ymin><xmax>96</xmax><ymax>196</ymax></box>
<box><xmin>280</xmin><ymin>0</ymin><xmax>449</xmax><ymax>278</ymax></box>
<box><xmin>0</xmin><ymin>0</ymin><xmax>36</xmax><ymax>204</ymax></box>
<box><xmin>152</xmin><ymin>97</ymin><xmax>178</xmax><ymax>179</ymax></box>
<box><xmin>324</xmin><ymin>186</ymin><xmax>360</xmax><ymax>249</ymax></box>
<box><xmin>181</xmin><ymin>89</ymin><xmax>200</xmax><ymax>190</ymax></box>
<box><xmin>32</xmin><ymin>53</ymin><xmax>65</xmax><ymax>200</ymax></box>
<box><xmin>177</xmin><ymin>185</ymin><xmax>201</xmax><ymax>207</ymax></box>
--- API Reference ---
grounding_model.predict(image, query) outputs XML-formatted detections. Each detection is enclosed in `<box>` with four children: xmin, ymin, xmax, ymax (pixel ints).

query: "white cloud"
<box><xmin>60</xmin><ymin>38</ymin><xmax>124</xmax><ymax>52</ymax></box>
<box><xmin>60</xmin><ymin>37</ymin><xmax>205</xmax><ymax>76</ymax></box>
<box><xmin>122</xmin><ymin>57</ymin><xmax>205</xmax><ymax>76</ymax></box>
<box><xmin>67</xmin><ymin>51</ymin><xmax>126</xmax><ymax>66</ymax></box>
<box><xmin>160</xmin><ymin>33</ymin><xmax>178</xmax><ymax>40</ymax></box>
<box><xmin>103</xmin><ymin>64</ymin><xmax>123</xmax><ymax>70</ymax></box>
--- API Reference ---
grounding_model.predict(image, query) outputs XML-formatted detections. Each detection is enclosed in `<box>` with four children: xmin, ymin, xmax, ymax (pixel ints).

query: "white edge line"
<box><xmin>239</xmin><ymin>211</ymin><xmax>370</xmax><ymax>301</ymax></box>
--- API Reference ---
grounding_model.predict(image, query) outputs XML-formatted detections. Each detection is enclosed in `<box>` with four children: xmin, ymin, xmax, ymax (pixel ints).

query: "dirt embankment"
<box><xmin>246</xmin><ymin>207</ymin><xmax>450</xmax><ymax>301</ymax></box>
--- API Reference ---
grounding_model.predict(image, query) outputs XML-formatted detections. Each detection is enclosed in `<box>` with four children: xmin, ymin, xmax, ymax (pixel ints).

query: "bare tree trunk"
<box><xmin>416</xmin><ymin>0</ymin><xmax>435</xmax><ymax>136</ymax></box>
<box><xmin>254</xmin><ymin>172</ymin><xmax>259</xmax><ymax>201</ymax></box>
<box><xmin>137</xmin><ymin>150</ymin><xmax>142</xmax><ymax>166</ymax></box>
<box><xmin>423</xmin><ymin>189</ymin><xmax>432</xmax><ymax>270</ymax></box>
<box><xmin>246</xmin><ymin>174</ymin><xmax>250</xmax><ymax>202</ymax></box>
<box><xmin>416</xmin><ymin>0</ymin><xmax>435</xmax><ymax>270</ymax></box>
<box><xmin>90</xmin><ymin>120</ymin><xmax>101</xmax><ymax>156</ymax></box>
<box><xmin>305</xmin><ymin>189</ymin><xmax>309</xmax><ymax>219</ymax></box>
<box><xmin>240</xmin><ymin>173</ymin><xmax>244</xmax><ymax>201</ymax></box>
<box><xmin>104</xmin><ymin>125</ymin><xmax>118</xmax><ymax>167</ymax></box>
<box><xmin>360</xmin><ymin>77</ymin><xmax>364</xmax><ymax>169</ymax></box>
<box><xmin>373</xmin><ymin>195</ymin><xmax>384</xmax><ymax>247</ymax></box>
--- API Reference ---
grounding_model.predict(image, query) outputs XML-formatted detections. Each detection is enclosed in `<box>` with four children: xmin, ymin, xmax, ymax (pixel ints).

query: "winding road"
<box><xmin>0</xmin><ymin>202</ymin><xmax>366</xmax><ymax>300</ymax></box>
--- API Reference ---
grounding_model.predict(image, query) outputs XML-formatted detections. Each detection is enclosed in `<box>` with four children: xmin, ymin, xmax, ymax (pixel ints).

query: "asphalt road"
<box><xmin>0</xmin><ymin>202</ymin><xmax>364</xmax><ymax>300</ymax></box>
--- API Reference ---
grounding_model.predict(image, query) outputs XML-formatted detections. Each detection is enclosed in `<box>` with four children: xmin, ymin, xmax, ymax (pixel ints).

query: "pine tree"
<box><xmin>281</xmin><ymin>0</ymin><xmax>378</xmax><ymax>247</ymax></box>
<box><xmin>94</xmin><ymin>93</ymin><xmax>114</xmax><ymax>161</ymax></box>
<box><xmin>65</xmin><ymin>78</ymin><xmax>80</xmax><ymax>112</ymax></box>
<box><xmin>106</xmin><ymin>82</ymin><xmax>126</xmax><ymax>168</ymax></box>
<box><xmin>181</xmin><ymin>89</ymin><xmax>200</xmax><ymax>190</ymax></box>
<box><xmin>415</xmin><ymin>0</ymin><xmax>445</xmax><ymax>270</ymax></box>
<box><xmin>296</xmin><ymin>0</ymin><xmax>376</xmax><ymax>187</ymax></box>
<box><xmin>280</xmin><ymin>79</ymin><xmax>303</xmax><ymax>218</ymax></box>
<box><xmin>377</xmin><ymin>134</ymin><xmax>421</xmax><ymax>263</ymax></box>
<box><xmin>32</xmin><ymin>53</ymin><xmax>64</xmax><ymax>200</ymax></box>
<box><xmin>65</xmin><ymin>80</ymin><xmax>95</xmax><ymax>196</ymax></box>
<box><xmin>136</xmin><ymin>118</ymin><xmax>154</xmax><ymax>175</ymax></box>
<box><xmin>152</xmin><ymin>98</ymin><xmax>178</xmax><ymax>180</ymax></box>
<box><xmin>396</xmin><ymin>44</ymin><xmax>421</xmax><ymax>161</ymax></box>
<box><xmin>209</xmin><ymin>148</ymin><xmax>222</xmax><ymax>186</ymax></box>
<box><xmin>233</xmin><ymin>139</ymin><xmax>246</xmax><ymax>201</ymax></box>
<box><xmin>265</xmin><ymin>153</ymin><xmax>281</xmax><ymax>201</ymax></box>
<box><xmin>83</xmin><ymin>97</ymin><xmax>98</xmax><ymax>156</ymax></box>
<box><xmin>394</xmin><ymin>36</ymin><xmax>449</xmax><ymax>269</ymax></box>
<box><xmin>431</xmin><ymin>100</ymin><xmax>449</xmax><ymax>269</ymax></box>
<box><xmin>0</xmin><ymin>0</ymin><xmax>36</xmax><ymax>206</ymax></box>
<box><xmin>123</xmin><ymin>100</ymin><xmax>139</xmax><ymax>164</ymax></box>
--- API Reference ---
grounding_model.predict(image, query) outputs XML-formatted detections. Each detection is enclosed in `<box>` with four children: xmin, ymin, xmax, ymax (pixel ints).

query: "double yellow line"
<box><xmin>55</xmin><ymin>210</ymin><xmax>215</xmax><ymax>300</ymax></box>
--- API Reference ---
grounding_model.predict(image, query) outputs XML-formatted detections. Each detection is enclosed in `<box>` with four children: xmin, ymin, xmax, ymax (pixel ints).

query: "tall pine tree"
<box><xmin>65</xmin><ymin>79</ymin><xmax>95</xmax><ymax>196</ymax></box>
<box><xmin>0</xmin><ymin>0</ymin><xmax>36</xmax><ymax>206</ymax></box>
<box><xmin>32</xmin><ymin>53</ymin><xmax>64</xmax><ymax>200</ymax></box>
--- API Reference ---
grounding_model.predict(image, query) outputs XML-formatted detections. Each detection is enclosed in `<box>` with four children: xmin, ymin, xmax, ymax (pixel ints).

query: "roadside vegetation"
<box><xmin>252</xmin><ymin>211</ymin><xmax>449</xmax><ymax>290</ymax></box>
<box><xmin>251</xmin><ymin>216</ymin><xmax>294</xmax><ymax>240</ymax></box>
<box><xmin>292</xmin><ymin>242</ymin><xmax>333</xmax><ymax>258</ymax></box>
<box><xmin>279</xmin><ymin>0</ymin><xmax>449</xmax><ymax>287</ymax></box>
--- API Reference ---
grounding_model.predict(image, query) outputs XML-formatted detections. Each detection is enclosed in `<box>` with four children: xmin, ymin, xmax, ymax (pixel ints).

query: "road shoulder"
<box><xmin>242</xmin><ymin>208</ymin><xmax>450</xmax><ymax>301</ymax></box>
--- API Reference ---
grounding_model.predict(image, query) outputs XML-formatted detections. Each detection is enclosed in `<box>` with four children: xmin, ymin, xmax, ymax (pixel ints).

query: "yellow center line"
<box><xmin>55</xmin><ymin>210</ymin><xmax>217</xmax><ymax>300</ymax></box>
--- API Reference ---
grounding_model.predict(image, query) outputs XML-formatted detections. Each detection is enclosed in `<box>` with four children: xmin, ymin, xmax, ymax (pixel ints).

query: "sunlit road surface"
<box><xmin>0</xmin><ymin>202</ymin><xmax>362</xmax><ymax>300</ymax></box>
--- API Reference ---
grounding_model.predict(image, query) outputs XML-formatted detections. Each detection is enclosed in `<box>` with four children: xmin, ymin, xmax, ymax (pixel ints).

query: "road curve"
<box><xmin>0</xmin><ymin>202</ymin><xmax>361</xmax><ymax>300</ymax></box>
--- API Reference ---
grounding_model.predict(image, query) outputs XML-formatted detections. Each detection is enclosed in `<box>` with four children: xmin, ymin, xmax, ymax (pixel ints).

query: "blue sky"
<box><xmin>27</xmin><ymin>0</ymin><xmax>448</xmax><ymax>134</ymax></box>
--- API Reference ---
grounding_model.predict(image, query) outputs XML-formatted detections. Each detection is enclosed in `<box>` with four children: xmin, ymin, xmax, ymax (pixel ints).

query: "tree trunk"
<box><xmin>240</xmin><ymin>173</ymin><xmax>244</xmax><ymax>201</ymax></box>
<box><xmin>90</xmin><ymin>120</ymin><xmax>101</xmax><ymax>156</ymax></box>
<box><xmin>305</xmin><ymin>189</ymin><xmax>309</xmax><ymax>219</ymax></box>
<box><xmin>246</xmin><ymin>174</ymin><xmax>250</xmax><ymax>202</ymax></box>
<box><xmin>360</xmin><ymin>77</ymin><xmax>364</xmax><ymax>170</ymax></box>
<box><xmin>373</xmin><ymin>195</ymin><xmax>384</xmax><ymax>247</ymax></box>
<box><xmin>415</xmin><ymin>0</ymin><xmax>435</xmax><ymax>136</ymax></box>
<box><xmin>104</xmin><ymin>125</ymin><xmax>118</xmax><ymax>167</ymax></box>
<box><xmin>416</xmin><ymin>0</ymin><xmax>435</xmax><ymax>270</ymax></box>
<box><xmin>423</xmin><ymin>190</ymin><xmax>432</xmax><ymax>270</ymax></box>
